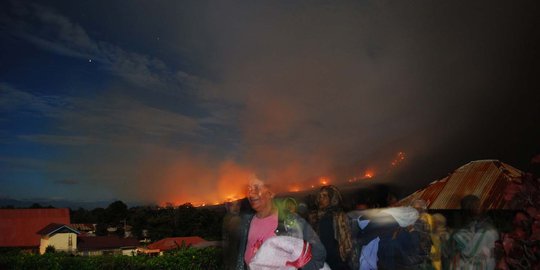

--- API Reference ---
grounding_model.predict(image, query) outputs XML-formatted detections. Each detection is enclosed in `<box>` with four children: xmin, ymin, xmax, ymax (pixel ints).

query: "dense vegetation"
<box><xmin>0</xmin><ymin>247</ymin><xmax>222</xmax><ymax>270</ymax></box>
<box><xmin>0</xmin><ymin>200</ymin><xmax>226</xmax><ymax>242</ymax></box>
<box><xmin>70</xmin><ymin>201</ymin><xmax>226</xmax><ymax>241</ymax></box>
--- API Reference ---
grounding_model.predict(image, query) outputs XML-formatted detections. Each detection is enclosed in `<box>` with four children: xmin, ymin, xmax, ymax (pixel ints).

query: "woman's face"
<box><xmin>247</xmin><ymin>182</ymin><xmax>274</xmax><ymax>214</ymax></box>
<box><xmin>318</xmin><ymin>190</ymin><xmax>330</xmax><ymax>209</ymax></box>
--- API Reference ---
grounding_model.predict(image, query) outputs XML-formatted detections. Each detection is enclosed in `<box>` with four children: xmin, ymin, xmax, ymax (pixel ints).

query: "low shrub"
<box><xmin>0</xmin><ymin>247</ymin><xmax>222</xmax><ymax>270</ymax></box>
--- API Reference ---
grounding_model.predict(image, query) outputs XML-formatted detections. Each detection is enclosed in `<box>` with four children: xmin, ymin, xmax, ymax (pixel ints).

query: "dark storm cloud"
<box><xmin>0</xmin><ymin>1</ymin><xmax>234</xmax><ymax>202</ymax></box>
<box><xmin>194</xmin><ymin>1</ymin><xmax>540</xmax><ymax>188</ymax></box>
<box><xmin>1</xmin><ymin>0</ymin><xmax>538</xmax><ymax>203</ymax></box>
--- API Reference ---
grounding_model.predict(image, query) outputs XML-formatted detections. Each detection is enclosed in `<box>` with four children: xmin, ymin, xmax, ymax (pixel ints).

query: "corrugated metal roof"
<box><xmin>70</xmin><ymin>223</ymin><xmax>95</xmax><ymax>231</ymax></box>
<box><xmin>0</xmin><ymin>209</ymin><xmax>70</xmax><ymax>247</ymax></box>
<box><xmin>398</xmin><ymin>160</ymin><xmax>524</xmax><ymax>210</ymax></box>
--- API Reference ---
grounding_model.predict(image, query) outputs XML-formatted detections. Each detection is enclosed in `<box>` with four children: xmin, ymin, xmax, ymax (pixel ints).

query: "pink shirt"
<box><xmin>244</xmin><ymin>213</ymin><xmax>278</xmax><ymax>265</ymax></box>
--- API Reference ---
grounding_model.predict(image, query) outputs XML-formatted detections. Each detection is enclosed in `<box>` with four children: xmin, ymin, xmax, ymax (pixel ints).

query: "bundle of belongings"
<box><xmin>249</xmin><ymin>236</ymin><xmax>331</xmax><ymax>270</ymax></box>
<box><xmin>353</xmin><ymin>207</ymin><xmax>424</xmax><ymax>270</ymax></box>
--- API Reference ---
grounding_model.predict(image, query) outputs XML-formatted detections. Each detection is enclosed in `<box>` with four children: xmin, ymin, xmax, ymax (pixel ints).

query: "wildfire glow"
<box><xmin>362</xmin><ymin>170</ymin><xmax>375</xmax><ymax>179</ymax></box>
<box><xmin>319</xmin><ymin>177</ymin><xmax>329</xmax><ymax>185</ymax></box>
<box><xmin>347</xmin><ymin>168</ymin><xmax>376</xmax><ymax>183</ymax></box>
<box><xmin>216</xmin><ymin>161</ymin><xmax>252</xmax><ymax>202</ymax></box>
<box><xmin>154</xmin><ymin>150</ymin><xmax>408</xmax><ymax>206</ymax></box>
<box><xmin>289</xmin><ymin>186</ymin><xmax>301</xmax><ymax>192</ymax></box>
<box><xmin>391</xmin><ymin>151</ymin><xmax>406</xmax><ymax>166</ymax></box>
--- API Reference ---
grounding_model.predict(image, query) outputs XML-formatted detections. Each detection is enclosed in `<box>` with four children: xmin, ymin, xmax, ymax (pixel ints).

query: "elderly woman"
<box><xmin>311</xmin><ymin>185</ymin><xmax>352</xmax><ymax>270</ymax></box>
<box><xmin>236</xmin><ymin>175</ymin><xmax>327</xmax><ymax>270</ymax></box>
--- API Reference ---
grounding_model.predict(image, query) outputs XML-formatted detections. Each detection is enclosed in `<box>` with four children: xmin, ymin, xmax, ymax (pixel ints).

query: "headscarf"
<box><xmin>315</xmin><ymin>185</ymin><xmax>353</xmax><ymax>262</ymax></box>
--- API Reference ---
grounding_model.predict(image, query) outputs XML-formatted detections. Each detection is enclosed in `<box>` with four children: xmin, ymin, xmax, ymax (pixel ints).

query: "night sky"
<box><xmin>1</xmin><ymin>0</ymin><xmax>539</xmax><ymax>205</ymax></box>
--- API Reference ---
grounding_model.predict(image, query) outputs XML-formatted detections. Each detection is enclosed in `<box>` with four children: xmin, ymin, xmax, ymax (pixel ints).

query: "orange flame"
<box><xmin>319</xmin><ymin>177</ymin><xmax>329</xmax><ymax>185</ymax></box>
<box><xmin>361</xmin><ymin>170</ymin><xmax>375</xmax><ymax>179</ymax></box>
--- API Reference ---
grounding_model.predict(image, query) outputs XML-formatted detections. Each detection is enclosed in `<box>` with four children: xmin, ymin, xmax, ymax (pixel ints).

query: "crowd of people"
<box><xmin>222</xmin><ymin>158</ymin><xmax>540</xmax><ymax>270</ymax></box>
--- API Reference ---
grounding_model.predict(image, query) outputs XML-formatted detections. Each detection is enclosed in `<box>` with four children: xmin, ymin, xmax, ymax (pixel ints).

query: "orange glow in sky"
<box><xmin>155</xmin><ymin>151</ymin><xmax>409</xmax><ymax>207</ymax></box>
<box><xmin>289</xmin><ymin>185</ymin><xmax>301</xmax><ymax>192</ymax></box>
<box><xmin>362</xmin><ymin>170</ymin><xmax>375</xmax><ymax>179</ymax></box>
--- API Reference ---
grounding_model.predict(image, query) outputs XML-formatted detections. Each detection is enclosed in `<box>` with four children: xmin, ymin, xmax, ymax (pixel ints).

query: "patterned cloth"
<box><xmin>450</xmin><ymin>218</ymin><xmax>498</xmax><ymax>270</ymax></box>
<box><xmin>314</xmin><ymin>185</ymin><xmax>353</xmax><ymax>263</ymax></box>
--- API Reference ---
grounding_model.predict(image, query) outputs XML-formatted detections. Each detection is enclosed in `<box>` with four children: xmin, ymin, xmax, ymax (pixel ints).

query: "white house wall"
<box><xmin>39</xmin><ymin>233</ymin><xmax>77</xmax><ymax>254</ymax></box>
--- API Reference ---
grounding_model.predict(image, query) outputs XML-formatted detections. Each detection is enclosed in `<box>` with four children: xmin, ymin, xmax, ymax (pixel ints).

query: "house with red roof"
<box><xmin>0</xmin><ymin>208</ymin><xmax>70</xmax><ymax>252</ymax></box>
<box><xmin>147</xmin><ymin>236</ymin><xmax>206</xmax><ymax>251</ymax></box>
<box><xmin>0</xmin><ymin>208</ymin><xmax>142</xmax><ymax>256</ymax></box>
<box><xmin>77</xmin><ymin>236</ymin><xmax>140</xmax><ymax>256</ymax></box>
<box><xmin>138</xmin><ymin>236</ymin><xmax>210</xmax><ymax>255</ymax></box>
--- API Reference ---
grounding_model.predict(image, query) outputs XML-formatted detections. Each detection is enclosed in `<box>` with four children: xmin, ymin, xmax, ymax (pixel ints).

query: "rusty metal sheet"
<box><xmin>398</xmin><ymin>160</ymin><xmax>524</xmax><ymax>210</ymax></box>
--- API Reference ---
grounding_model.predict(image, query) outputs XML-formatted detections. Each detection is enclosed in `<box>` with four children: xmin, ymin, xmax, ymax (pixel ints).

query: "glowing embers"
<box><xmin>289</xmin><ymin>176</ymin><xmax>331</xmax><ymax>193</ymax></box>
<box><xmin>348</xmin><ymin>151</ymin><xmax>407</xmax><ymax>183</ymax></box>
<box><xmin>391</xmin><ymin>151</ymin><xmax>406</xmax><ymax>166</ymax></box>
<box><xmin>363</xmin><ymin>170</ymin><xmax>375</xmax><ymax>179</ymax></box>
<box><xmin>348</xmin><ymin>169</ymin><xmax>376</xmax><ymax>182</ymax></box>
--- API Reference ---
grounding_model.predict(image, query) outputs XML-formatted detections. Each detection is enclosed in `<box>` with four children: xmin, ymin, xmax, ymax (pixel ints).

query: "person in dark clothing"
<box><xmin>311</xmin><ymin>185</ymin><xmax>352</xmax><ymax>270</ymax></box>
<box><xmin>350</xmin><ymin>207</ymin><xmax>420</xmax><ymax>270</ymax></box>
<box><xmin>411</xmin><ymin>199</ymin><xmax>434</xmax><ymax>269</ymax></box>
<box><xmin>223</xmin><ymin>200</ymin><xmax>242</xmax><ymax>270</ymax></box>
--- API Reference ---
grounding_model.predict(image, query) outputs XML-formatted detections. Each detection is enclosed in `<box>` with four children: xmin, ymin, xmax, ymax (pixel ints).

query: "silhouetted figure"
<box><xmin>223</xmin><ymin>200</ymin><xmax>241</xmax><ymax>270</ymax></box>
<box><xmin>411</xmin><ymin>199</ymin><xmax>434</xmax><ymax>269</ymax></box>
<box><xmin>311</xmin><ymin>185</ymin><xmax>352</xmax><ymax>270</ymax></box>
<box><xmin>430</xmin><ymin>213</ymin><xmax>451</xmax><ymax>270</ymax></box>
<box><xmin>284</xmin><ymin>197</ymin><xmax>298</xmax><ymax>215</ymax></box>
